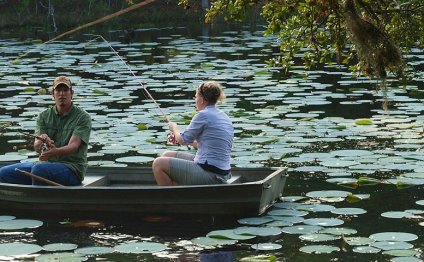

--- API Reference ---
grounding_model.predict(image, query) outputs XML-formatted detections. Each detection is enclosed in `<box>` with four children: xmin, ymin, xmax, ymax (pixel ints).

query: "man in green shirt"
<box><xmin>0</xmin><ymin>76</ymin><xmax>92</xmax><ymax>185</ymax></box>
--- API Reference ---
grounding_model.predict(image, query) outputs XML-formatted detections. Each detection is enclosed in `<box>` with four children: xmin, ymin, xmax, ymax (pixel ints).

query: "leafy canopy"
<box><xmin>179</xmin><ymin>0</ymin><xmax>424</xmax><ymax>79</ymax></box>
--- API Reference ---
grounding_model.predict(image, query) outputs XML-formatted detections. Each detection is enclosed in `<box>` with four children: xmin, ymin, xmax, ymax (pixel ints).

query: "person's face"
<box><xmin>52</xmin><ymin>85</ymin><xmax>73</xmax><ymax>107</ymax></box>
<box><xmin>195</xmin><ymin>88</ymin><xmax>206</xmax><ymax>111</ymax></box>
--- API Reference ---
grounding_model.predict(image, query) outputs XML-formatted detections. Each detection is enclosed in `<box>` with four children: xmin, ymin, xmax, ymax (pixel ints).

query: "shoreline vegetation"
<box><xmin>0</xmin><ymin>0</ymin><xmax>204</xmax><ymax>39</ymax></box>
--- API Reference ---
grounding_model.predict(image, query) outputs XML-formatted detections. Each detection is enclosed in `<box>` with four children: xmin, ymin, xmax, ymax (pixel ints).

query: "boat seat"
<box><xmin>226</xmin><ymin>175</ymin><xmax>241</xmax><ymax>184</ymax></box>
<box><xmin>81</xmin><ymin>176</ymin><xmax>108</xmax><ymax>187</ymax></box>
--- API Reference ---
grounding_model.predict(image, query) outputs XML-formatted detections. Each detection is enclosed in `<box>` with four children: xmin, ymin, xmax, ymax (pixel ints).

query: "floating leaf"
<box><xmin>344</xmin><ymin>237</ymin><xmax>374</xmax><ymax>246</ymax></box>
<box><xmin>92</xmin><ymin>89</ymin><xmax>108</xmax><ymax>96</ymax></box>
<box><xmin>369</xmin><ymin>232</ymin><xmax>418</xmax><ymax>242</ymax></box>
<box><xmin>267</xmin><ymin>209</ymin><xmax>308</xmax><ymax>217</ymax></box>
<box><xmin>240</xmin><ymin>255</ymin><xmax>277</xmax><ymax>262</ymax></box>
<box><xmin>319</xmin><ymin>227</ymin><xmax>357</xmax><ymax>236</ymax></box>
<box><xmin>0</xmin><ymin>215</ymin><xmax>16</xmax><ymax>222</ymax></box>
<box><xmin>381</xmin><ymin>211</ymin><xmax>416</xmax><ymax>219</ymax></box>
<box><xmin>306</xmin><ymin>190</ymin><xmax>351</xmax><ymax>199</ymax></box>
<box><xmin>352</xmin><ymin>246</ymin><xmax>380</xmax><ymax>254</ymax></box>
<box><xmin>115</xmin><ymin>156</ymin><xmax>154</xmax><ymax>163</ymax></box>
<box><xmin>303</xmin><ymin>218</ymin><xmax>344</xmax><ymax>227</ymax></box>
<box><xmin>74</xmin><ymin>246</ymin><xmax>114</xmax><ymax>255</ymax></box>
<box><xmin>299</xmin><ymin>244</ymin><xmax>340</xmax><ymax>254</ymax></box>
<box><xmin>371</xmin><ymin>241</ymin><xmax>414</xmax><ymax>251</ymax></box>
<box><xmin>331</xmin><ymin>208</ymin><xmax>367</xmax><ymax>216</ymax></box>
<box><xmin>238</xmin><ymin>217</ymin><xmax>274</xmax><ymax>225</ymax></box>
<box><xmin>382</xmin><ymin>249</ymin><xmax>422</xmax><ymax>257</ymax></box>
<box><xmin>357</xmin><ymin>177</ymin><xmax>384</xmax><ymax>186</ymax></box>
<box><xmin>136</xmin><ymin>123</ymin><xmax>149</xmax><ymax>130</ymax></box>
<box><xmin>114</xmin><ymin>241</ymin><xmax>167</xmax><ymax>254</ymax></box>
<box><xmin>346</xmin><ymin>194</ymin><xmax>371</xmax><ymax>203</ymax></box>
<box><xmin>299</xmin><ymin>233</ymin><xmax>340</xmax><ymax>242</ymax></box>
<box><xmin>0</xmin><ymin>219</ymin><xmax>43</xmax><ymax>230</ymax></box>
<box><xmin>355</xmin><ymin>119</ymin><xmax>373</xmax><ymax>125</ymax></box>
<box><xmin>0</xmin><ymin>242</ymin><xmax>42</xmax><ymax>256</ymax></box>
<box><xmin>207</xmin><ymin>229</ymin><xmax>255</xmax><ymax>240</ymax></box>
<box><xmin>43</xmin><ymin>243</ymin><xmax>78</xmax><ymax>251</ymax></box>
<box><xmin>35</xmin><ymin>252</ymin><xmax>86</xmax><ymax>262</ymax></box>
<box><xmin>282</xmin><ymin>225</ymin><xmax>323</xmax><ymax>235</ymax></box>
<box><xmin>234</xmin><ymin>226</ymin><xmax>282</xmax><ymax>237</ymax></box>
<box><xmin>251</xmin><ymin>242</ymin><xmax>282</xmax><ymax>251</ymax></box>
<box><xmin>191</xmin><ymin>237</ymin><xmax>236</xmax><ymax>247</ymax></box>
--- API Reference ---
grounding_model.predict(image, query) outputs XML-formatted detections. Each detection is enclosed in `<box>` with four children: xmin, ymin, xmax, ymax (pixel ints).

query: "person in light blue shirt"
<box><xmin>152</xmin><ymin>81</ymin><xmax>234</xmax><ymax>185</ymax></box>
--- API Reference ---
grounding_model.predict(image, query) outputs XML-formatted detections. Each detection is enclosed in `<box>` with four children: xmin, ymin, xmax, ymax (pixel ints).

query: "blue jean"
<box><xmin>0</xmin><ymin>162</ymin><xmax>80</xmax><ymax>186</ymax></box>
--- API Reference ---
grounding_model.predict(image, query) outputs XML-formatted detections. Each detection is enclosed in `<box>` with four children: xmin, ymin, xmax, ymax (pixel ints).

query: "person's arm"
<box><xmin>38</xmin><ymin>135</ymin><xmax>82</xmax><ymax>161</ymax></box>
<box><xmin>169</xmin><ymin>122</ymin><xmax>199</xmax><ymax>148</ymax></box>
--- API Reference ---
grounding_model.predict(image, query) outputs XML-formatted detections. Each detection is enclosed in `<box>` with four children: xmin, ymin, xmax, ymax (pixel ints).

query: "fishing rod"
<box><xmin>89</xmin><ymin>34</ymin><xmax>170</xmax><ymax>123</ymax></box>
<box><xmin>19</xmin><ymin>131</ymin><xmax>49</xmax><ymax>152</ymax></box>
<box><xmin>88</xmin><ymin>35</ymin><xmax>183</xmax><ymax>146</ymax></box>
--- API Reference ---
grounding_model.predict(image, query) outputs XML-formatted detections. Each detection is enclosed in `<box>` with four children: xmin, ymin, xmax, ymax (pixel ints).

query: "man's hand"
<box><xmin>38</xmin><ymin>145</ymin><xmax>57</xmax><ymax>161</ymax></box>
<box><xmin>39</xmin><ymin>134</ymin><xmax>54</xmax><ymax>148</ymax></box>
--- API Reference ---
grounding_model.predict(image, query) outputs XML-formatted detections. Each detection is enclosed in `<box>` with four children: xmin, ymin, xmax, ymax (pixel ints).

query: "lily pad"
<box><xmin>267</xmin><ymin>209</ymin><xmax>309</xmax><ymax>217</ymax></box>
<box><xmin>369</xmin><ymin>232</ymin><xmax>418</xmax><ymax>242</ymax></box>
<box><xmin>371</xmin><ymin>241</ymin><xmax>414</xmax><ymax>251</ymax></box>
<box><xmin>115</xmin><ymin>156</ymin><xmax>154</xmax><ymax>163</ymax></box>
<box><xmin>207</xmin><ymin>229</ymin><xmax>256</xmax><ymax>240</ymax></box>
<box><xmin>35</xmin><ymin>252</ymin><xmax>87</xmax><ymax>262</ymax></box>
<box><xmin>299</xmin><ymin>244</ymin><xmax>340</xmax><ymax>254</ymax></box>
<box><xmin>191</xmin><ymin>237</ymin><xmax>237</xmax><ymax>247</ymax></box>
<box><xmin>237</xmin><ymin>216</ymin><xmax>274</xmax><ymax>225</ymax></box>
<box><xmin>299</xmin><ymin>233</ymin><xmax>340</xmax><ymax>242</ymax></box>
<box><xmin>233</xmin><ymin>226</ymin><xmax>282</xmax><ymax>237</ymax></box>
<box><xmin>0</xmin><ymin>215</ymin><xmax>16</xmax><ymax>222</ymax></box>
<box><xmin>42</xmin><ymin>243</ymin><xmax>78</xmax><ymax>251</ymax></box>
<box><xmin>0</xmin><ymin>153</ymin><xmax>28</xmax><ymax>162</ymax></box>
<box><xmin>0</xmin><ymin>242</ymin><xmax>42</xmax><ymax>256</ymax></box>
<box><xmin>331</xmin><ymin>208</ymin><xmax>367</xmax><ymax>215</ymax></box>
<box><xmin>306</xmin><ymin>190</ymin><xmax>351</xmax><ymax>199</ymax></box>
<box><xmin>390</xmin><ymin>257</ymin><xmax>424</xmax><ymax>262</ymax></box>
<box><xmin>382</xmin><ymin>249</ymin><xmax>422</xmax><ymax>257</ymax></box>
<box><xmin>251</xmin><ymin>242</ymin><xmax>282</xmax><ymax>251</ymax></box>
<box><xmin>114</xmin><ymin>241</ymin><xmax>167</xmax><ymax>254</ymax></box>
<box><xmin>352</xmin><ymin>246</ymin><xmax>381</xmax><ymax>254</ymax></box>
<box><xmin>240</xmin><ymin>254</ymin><xmax>278</xmax><ymax>262</ymax></box>
<box><xmin>74</xmin><ymin>246</ymin><xmax>114</xmax><ymax>255</ymax></box>
<box><xmin>282</xmin><ymin>225</ymin><xmax>323</xmax><ymax>235</ymax></box>
<box><xmin>381</xmin><ymin>211</ymin><xmax>416</xmax><ymax>219</ymax></box>
<box><xmin>319</xmin><ymin>227</ymin><xmax>357</xmax><ymax>236</ymax></box>
<box><xmin>303</xmin><ymin>218</ymin><xmax>344</xmax><ymax>227</ymax></box>
<box><xmin>344</xmin><ymin>237</ymin><xmax>375</xmax><ymax>246</ymax></box>
<box><xmin>0</xmin><ymin>219</ymin><xmax>43</xmax><ymax>230</ymax></box>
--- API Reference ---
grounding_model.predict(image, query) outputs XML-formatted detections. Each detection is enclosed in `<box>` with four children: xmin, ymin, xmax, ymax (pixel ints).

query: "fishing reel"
<box><xmin>167</xmin><ymin>133</ymin><xmax>177</xmax><ymax>145</ymax></box>
<box><xmin>41</xmin><ymin>142</ymin><xmax>49</xmax><ymax>153</ymax></box>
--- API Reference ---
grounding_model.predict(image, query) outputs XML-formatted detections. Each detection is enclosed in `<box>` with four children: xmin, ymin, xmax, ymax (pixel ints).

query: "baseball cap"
<box><xmin>52</xmin><ymin>76</ymin><xmax>72</xmax><ymax>90</ymax></box>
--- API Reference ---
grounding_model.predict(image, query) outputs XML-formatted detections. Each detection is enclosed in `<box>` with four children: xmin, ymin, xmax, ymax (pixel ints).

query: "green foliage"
<box><xmin>181</xmin><ymin>0</ymin><xmax>424</xmax><ymax>79</ymax></box>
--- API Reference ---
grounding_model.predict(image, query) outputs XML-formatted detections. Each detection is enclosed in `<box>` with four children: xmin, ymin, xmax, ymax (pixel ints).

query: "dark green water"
<box><xmin>0</xmin><ymin>21</ymin><xmax>423</xmax><ymax>261</ymax></box>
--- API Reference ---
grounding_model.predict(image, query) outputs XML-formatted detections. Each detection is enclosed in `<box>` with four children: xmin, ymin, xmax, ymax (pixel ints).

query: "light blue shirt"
<box><xmin>181</xmin><ymin>105</ymin><xmax>233</xmax><ymax>171</ymax></box>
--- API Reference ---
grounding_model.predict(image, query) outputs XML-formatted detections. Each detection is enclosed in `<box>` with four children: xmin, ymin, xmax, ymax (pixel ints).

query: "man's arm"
<box><xmin>38</xmin><ymin>135</ymin><xmax>82</xmax><ymax>161</ymax></box>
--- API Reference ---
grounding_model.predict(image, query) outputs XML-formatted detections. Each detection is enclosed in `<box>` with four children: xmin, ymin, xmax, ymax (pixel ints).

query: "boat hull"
<box><xmin>0</xmin><ymin>166</ymin><xmax>288</xmax><ymax>217</ymax></box>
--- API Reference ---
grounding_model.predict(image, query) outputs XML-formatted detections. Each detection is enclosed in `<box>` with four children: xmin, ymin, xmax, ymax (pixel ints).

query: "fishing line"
<box><xmin>89</xmin><ymin>34</ymin><xmax>170</xmax><ymax>123</ymax></box>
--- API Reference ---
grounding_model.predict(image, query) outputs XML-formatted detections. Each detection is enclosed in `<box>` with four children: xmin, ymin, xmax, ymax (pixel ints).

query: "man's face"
<box><xmin>52</xmin><ymin>84</ymin><xmax>73</xmax><ymax>107</ymax></box>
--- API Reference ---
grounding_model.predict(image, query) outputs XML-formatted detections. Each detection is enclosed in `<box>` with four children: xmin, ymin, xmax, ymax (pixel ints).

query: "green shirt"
<box><xmin>35</xmin><ymin>104</ymin><xmax>92</xmax><ymax>181</ymax></box>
